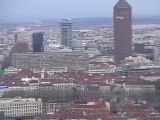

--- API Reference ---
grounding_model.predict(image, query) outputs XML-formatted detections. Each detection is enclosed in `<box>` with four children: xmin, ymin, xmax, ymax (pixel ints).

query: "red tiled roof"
<box><xmin>121</xmin><ymin>103</ymin><xmax>153</xmax><ymax>112</ymax></box>
<box><xmin>37</xmin><ymin>109</ymin><xmax>115</xmax><ymax>120</ymax></box>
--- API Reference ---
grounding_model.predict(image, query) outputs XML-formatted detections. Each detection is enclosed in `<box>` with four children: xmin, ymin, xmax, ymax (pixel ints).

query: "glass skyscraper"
<box><xmin>60</xmin><ymin>19</ymin><xmax>73</xmax><ymax>49</ymax></box>
<box><xmin>32</xmin><ymin>32</ymin><xmax>44</xmax><ymax>52</ymax></box>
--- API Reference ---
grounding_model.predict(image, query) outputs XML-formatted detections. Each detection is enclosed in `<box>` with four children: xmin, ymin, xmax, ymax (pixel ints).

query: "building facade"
<box><xmin>11</xmin><ymin>51</ymin><xmax>89</xmax><ymax>71</ymax></box>
<box><xmin>114</xmin><ymin>0</ymin><xmax>132</xmax><ymax>63</ymax></box>
<box><xmin>0</xmin><ymin>97</ymin><xmax>42</xmax><ymax>118</ymax></box>
<box><xmin>32</xmin><ymin>32</ymin><xmax>44</xmax><ymax>52</ymax></box>
<box><xmin>154</xmin><ymin>40</ymin><xmax>160</xmax><ymax>61</ymax></box>
<box><xmin>60</xmin><ymin>19</ymin><xmax>73</xmax><ymax>49</ymax></box>
<box><xmin>14</xmin><ymin>34</ymin><xmax>18</xmax><ymax>43</ymax></box>
<box><xmin>10</xmin><ymin>41</ymin><xmax>28</xmax><ymax>58</ymax></box>
<box><xmin>44</xmin><ymin>101</ymin><xmax>70</xmax><ymax>113</ymax></box>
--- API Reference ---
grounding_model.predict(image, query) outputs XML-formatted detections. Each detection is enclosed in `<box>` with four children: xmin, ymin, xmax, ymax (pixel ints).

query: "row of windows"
<box><xmin>6</xmin><ymin>111</ymin><xmax>42</xmax><ymax>117</ymax></box>
<box><xmin>5</xmin><ymin>109</ymin><xmax>41</xmax><ymax>113</ymax></box>
<box><xmin>0</xmin><ymin>102</ymin><xmax>41</xmax><ymax>107</ymax></box>
<box><xmin>0</xmin><ymin>106</ymin><xmax>41</xmax><ymax>110</ymax></box>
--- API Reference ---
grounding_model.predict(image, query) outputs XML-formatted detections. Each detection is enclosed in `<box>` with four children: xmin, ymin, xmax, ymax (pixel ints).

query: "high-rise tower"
<box><xmin>114</xmin><ymin>0</ymin><xmax>132</xmax><ymax>63</ymax></box>
<box><xmin>60</xmin><ymin>19</ymin><xmax>73</xmax><ymax>49</ymax></box>
<box><xmin>14</xmin><ymin>34</ymin><xmax>18</xmax><ymax>43</ymax></box>
<box><xmin>32</xmin><ymin>32</ymin><xmax>44</xmax><ymax>52</ymax></box>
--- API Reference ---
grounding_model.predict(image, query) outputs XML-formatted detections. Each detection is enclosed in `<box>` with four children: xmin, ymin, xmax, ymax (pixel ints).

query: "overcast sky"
<box><xmin>0</xmin><ymin>0</ymin><xmax>159</xmax><ymax>22</ymax></box>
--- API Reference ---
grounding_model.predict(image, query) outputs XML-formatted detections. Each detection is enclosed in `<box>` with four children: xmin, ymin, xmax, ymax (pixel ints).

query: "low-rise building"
<box><xmin>4</xmin><ymin>67</ymin><xmax>20</xmax><ymax>75</ymax></box>
<box><xmin>0</xmin><ymin>97</ymin><xmax>42</xmax><ymax>118</ymax></box>
<box><xmin>44</xmin><ymin>100</ymin><xmax>70</xmax><ymax>113</ymax></box>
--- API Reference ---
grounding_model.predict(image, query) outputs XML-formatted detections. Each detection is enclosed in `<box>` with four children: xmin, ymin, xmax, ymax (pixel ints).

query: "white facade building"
<box><xmin>0</xmin><ymin>97</ymin><xmax>42</xmax><ymax>117</ymax></box>
<box><xmin>4</xmin><ymin>67</ymin><xmax>20</xmax><ymax>75</ymax></box>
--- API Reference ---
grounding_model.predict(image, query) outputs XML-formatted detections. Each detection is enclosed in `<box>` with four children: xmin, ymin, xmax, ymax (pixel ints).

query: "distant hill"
<box><xmin>42</xmin><ymin>16</ymin><xmax>160</xmax><ymax>27</ymax></box>
<box><xmin>0</xmin><ymin>16</ymin><xmax>160</xmax><ymax>27</ymax></box>
<box><xmin>72</xmin><ymin>16</ymin><xmax>160</xmax><ymax>27</ymax></box>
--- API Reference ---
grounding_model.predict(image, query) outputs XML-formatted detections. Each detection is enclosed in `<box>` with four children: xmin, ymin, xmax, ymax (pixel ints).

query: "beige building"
<box><xmin>0</xmin><ymin>97</ymin><xmax>42</xmax><ymax>117</ymax></box>
<box><xmin>44</xmin><ymin>101</ymin><xmax>70</xmax><ymax>113</ymax></box>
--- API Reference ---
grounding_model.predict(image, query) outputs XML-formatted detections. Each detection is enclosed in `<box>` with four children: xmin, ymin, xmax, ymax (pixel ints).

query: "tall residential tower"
<box><xmin>60</xmin><ymin>19</ymin><xmax>73</xmax><ymax>49</ymax></box>
<box><xmin>114</xmin><ymin>0</ymin><xmax>132</xmax><ymax>63</ymax></box>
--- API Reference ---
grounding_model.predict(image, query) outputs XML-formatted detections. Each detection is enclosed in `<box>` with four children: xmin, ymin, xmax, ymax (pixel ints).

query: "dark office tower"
<box><xmin>0</xmin><ymin>37</ymin><xmax>4</xmax><ymax>44</ymax></box>
<box><xmin>134</xmin><ymin>43</ymin><xmax>145</xmax><ymax>54</ymax></box>
<box><xmin>0</xmin><ymin>111</ymin><xmax>5</xmax><ymax>120</ymax></box>
<box><xmin>114</xmin><ymin>0</ymin><xmax>132</xmax><ymax>63</ymax></box>
<box><xmin>60</xmin><ymin>19</ymin><xmax>73</xmax><ymax>49</ymax></box>
<box><xmin>14</xmin><ymin>34</ymin><xmax>18</xmax><ymax>43</ymax></box>
<box><xmin>32</xmin><ymin>32</ymin><xmax>44</xmax><ymax>52</ymax></box>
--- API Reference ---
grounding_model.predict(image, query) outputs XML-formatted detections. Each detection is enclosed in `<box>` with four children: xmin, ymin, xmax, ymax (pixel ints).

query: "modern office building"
<box><xmin>0</xmin><ymin>37</ymin><xmax>4</xmax><ymax>44</ymax></box>
<box><xmin>60</xmin><ymin>19</ymin><xmax>73</xmax><ymax>49</ymax></box>
<box><xmin>134</xmin><ymin>43</ymin><xmax>145</xmax><ymax>54</ymax></box>
<box><xmin>32</xmin><ymin>32</ymin><xmax>44</xmax><ymax>52</ymax></box>
<box><xmin>11</xmin><ymin>51</ymin><xmax>89</xmax><ymax>71</ymax></box>
<box><xmin>0</xmin><ymin>97</ymin><xmax>42</xmax><ymax>118</ymax></box>
<box><xmin>114</xmin><ymin>0</ymin><xmax>132</xmax><ymax>63</ymax></box>
<box><xmin>14</xmin><ymin>34</ymin><xmax>18</xmax><ymax>43</ymax></box>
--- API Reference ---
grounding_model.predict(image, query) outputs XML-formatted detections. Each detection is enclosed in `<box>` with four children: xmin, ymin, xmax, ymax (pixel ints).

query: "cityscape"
<box><xmin>0</xmin><ymin>0</ymin><xmax>160</xmax><ymax>119</ymax></box>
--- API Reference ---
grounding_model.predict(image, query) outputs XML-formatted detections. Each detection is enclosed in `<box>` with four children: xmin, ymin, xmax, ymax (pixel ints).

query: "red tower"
<box><xmin>114</xmin><ymin>0</ymin><xmax>132</xmax><ymax>64</ymax></box>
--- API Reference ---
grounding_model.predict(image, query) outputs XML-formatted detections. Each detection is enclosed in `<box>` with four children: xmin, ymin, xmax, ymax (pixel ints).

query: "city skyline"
<box><xmin>0</xmin><ymin>0</ymin><xmax>159</xmax><ymax>23</ymax></box>
<box><xmin>0</xmin><ymin>0</ymin><xmax>160</xmax><ymax>120</ymax></box>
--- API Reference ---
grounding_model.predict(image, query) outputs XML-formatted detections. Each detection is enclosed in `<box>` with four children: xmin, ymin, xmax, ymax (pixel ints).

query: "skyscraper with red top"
<box><xmin>114</xmin><ymin>0</ymin><xmax>132</xmax><ymax>64</ymax></box>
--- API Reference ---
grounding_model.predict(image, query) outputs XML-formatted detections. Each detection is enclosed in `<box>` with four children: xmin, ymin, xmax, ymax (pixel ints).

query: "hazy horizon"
<box><xmin>0</xmin><ymin>0</ymin><xmax>159</xmax><ymax>23</ymax></box>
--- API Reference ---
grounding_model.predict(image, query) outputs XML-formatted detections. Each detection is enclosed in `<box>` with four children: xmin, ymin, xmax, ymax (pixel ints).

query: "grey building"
<box><xmin>84</xmin><ymin>85</ymin><xmax>101</xmax><ymax>100</ymax></box>
<box><xmin>154</xmin><ymin>40</ymin><xmax>160</xmax><ymax>61</ymax></box>
<box><xmin>32</xmin><ymin>32</ymin><xmax>44</xmax><ymax>52</ymax></box>
<box><xmin>14</xmin><ymin>34</ymin><xmax>18</xmax><ymax>43</ymax></box>
<box><xmin>11</xmin><ymin>51</ymin><xmax>89</xmax><ymax>71</ymax></box>
<box><xmin>0</xmin><ymin>111</ymin><xmax>5</xmax><ymax>120</ymax></box>
<box><xmin>60</xmin><ymin>19</ymin><xmax>73</xmax><ymax>49</ymax></box>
